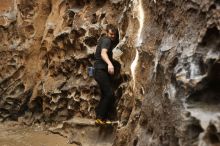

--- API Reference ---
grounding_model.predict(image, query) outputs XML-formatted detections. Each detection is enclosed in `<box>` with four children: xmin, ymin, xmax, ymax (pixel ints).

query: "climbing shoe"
<box><xmin>105</xmin><ymin>120</ymin><xmax>112</xmax><ymax>125</ymax></box>
<box><xmin>106</xmin><ymin>120</ymin><xmax>119</xmax><ymax>125</ymax></box>
<box><xmin>95</xmin><ymin>119</ymin><xmax>106</xmax><ymax>125</ymax></box>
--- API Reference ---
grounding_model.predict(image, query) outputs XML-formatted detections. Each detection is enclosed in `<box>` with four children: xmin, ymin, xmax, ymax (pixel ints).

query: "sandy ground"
<box><xmin>0</xmin><ymin>121</ymin><xmax>76</xmax><ymax>146</ymax></box>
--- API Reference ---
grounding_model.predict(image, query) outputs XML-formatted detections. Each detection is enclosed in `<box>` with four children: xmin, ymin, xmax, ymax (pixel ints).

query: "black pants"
<box><xmin>94</xmin><ymin>69</ymin><xmax>115</xmax><ymax>120</ymax></box>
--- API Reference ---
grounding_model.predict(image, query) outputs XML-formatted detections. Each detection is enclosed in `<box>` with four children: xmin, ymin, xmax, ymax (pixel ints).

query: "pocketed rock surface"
<box><xmin>0</xmin><ymin>0</ymin><xmax>220</xmax><ymax>146</ymax></box>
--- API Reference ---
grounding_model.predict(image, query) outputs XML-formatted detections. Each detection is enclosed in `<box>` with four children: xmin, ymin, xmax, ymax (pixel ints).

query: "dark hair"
<box><xmin>106</xmin><ymin>24</ymin><xmax>118</xmax><ymax>34</ymax></box>
<box><xmin>106</xmin><ymin>24</ymin><xmax>119</xmax><ymax>44</ymax></box>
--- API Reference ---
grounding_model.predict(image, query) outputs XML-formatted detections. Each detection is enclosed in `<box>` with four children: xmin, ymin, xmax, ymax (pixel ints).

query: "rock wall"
<box><xmin>0</xmin><ymin>0</ymin><xmax>220</xmax><ymax>146</ymax></box>
<box><xmin>113</xmin><ymin>0</ymin><xmax>220</xmax><ymax>146</ymax></box>
<box><xmin>0</xmin><ymin>0</ymin><xmax>128</xmax><ymax>124</ymax></box>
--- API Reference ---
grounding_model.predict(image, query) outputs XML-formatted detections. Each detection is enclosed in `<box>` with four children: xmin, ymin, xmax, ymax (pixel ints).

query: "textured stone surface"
<box><xmin>0</xmin><ymin>0</ymin><xmax>220</xmax><ymax>146</ymax></box>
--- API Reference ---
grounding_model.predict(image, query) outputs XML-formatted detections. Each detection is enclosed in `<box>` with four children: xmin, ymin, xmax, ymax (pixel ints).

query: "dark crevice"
<box><xmin>199</xmin><ymin>27</ymin><xmax>220</xmax><ymax>48</ymax></box>
<box><xmin>187</xmin><ymin>123</ymin><xmax>204</xmax><ymax>139</ymax></box>
<box><xmin>84</xmin><ymin>36</ymin><xmax>97</xmax><ymax>47</ymax></box>
<box><xmin>209</xmin><ymin>4</ymin><xmax>216</xmax><ymax>10</ymax></box>
<box><xmin>215</xmin><ymin>0</ymin><xmax>220</xmax><ymax>5</ymax></box>
<box><xmin>67</xmin><ymin>1</ymin><xmax>86</xmax><ymax>9</ymax></box>
<box><xmin>204</xmin><ymin>124</ymin><xmax>220</xmax><ymax>144</ymax></box>
<box><xmin>29</xmin><ymin>96</ymin><xmax>43</xmax><ymax>113</ymax></box>
<box><xmin>133</xmin><ymin>137</ymin><xmax>138</xmax><ymax>146</ymax></box>
<box><xmin>96</xmin><ymin>0</ymin><xmax>107</xmax><ymax>7</ymax></box>
<box><xmin>187</xmin><ymin>62</ymin><xmax>220</xmax><ymax>104</ymax></box>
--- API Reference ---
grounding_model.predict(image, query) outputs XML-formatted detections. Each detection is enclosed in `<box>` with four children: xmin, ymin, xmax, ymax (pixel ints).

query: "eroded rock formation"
<box><xmin>0</xmin><ymin>0</ymin><xmax>220</xmax><ymax>146</ymax></box>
